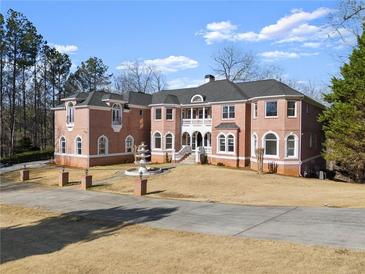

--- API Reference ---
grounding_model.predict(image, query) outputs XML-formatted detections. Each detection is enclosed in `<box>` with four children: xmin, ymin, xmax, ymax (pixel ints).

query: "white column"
<box><xmin>203</xmin><ymin>107</ymin><xmax>205</xmax><ymax>124</ymax></box>
<box><xmin>190</xmin><ymin>107</ymin><xmax>193</xmax><ymax>125</ymax></box>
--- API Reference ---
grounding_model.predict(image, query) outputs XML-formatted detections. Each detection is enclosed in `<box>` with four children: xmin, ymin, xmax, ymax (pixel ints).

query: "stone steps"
<box><xmin>179</xmin><ymin>154</ymin><xmax>196</xmax><ymax>165</ymax></box>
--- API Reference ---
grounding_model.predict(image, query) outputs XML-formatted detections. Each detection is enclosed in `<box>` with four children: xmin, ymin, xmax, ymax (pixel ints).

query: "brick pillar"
<box><xmin>20</xmin><ymin>170</ymin><xmax>29</xmax><ymax>181</ymax></box>
<box><xmin>59</xmin><ymin>172</ymin><xmax>69</xmax><ymax>187</ymax></box>
<box><xmin>80</xmin><ymin>175</ymin><xmax>92</xmax><ymax>190</ymax></box>
<box><xmin>134</xmin><ymin>178</ymin><xmax>147</xmax><ymax>196</ymax></box>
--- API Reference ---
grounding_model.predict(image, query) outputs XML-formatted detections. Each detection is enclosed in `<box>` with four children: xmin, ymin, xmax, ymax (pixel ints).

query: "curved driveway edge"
<box><xmin>1</xmin><ymin>181</ymin><xmax>364</xmax><ymax>250</ymax></box>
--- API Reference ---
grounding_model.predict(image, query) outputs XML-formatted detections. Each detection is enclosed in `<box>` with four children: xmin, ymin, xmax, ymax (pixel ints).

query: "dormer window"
<box><xmin>191</xmin><ymin>94</ymin><xmax>204</xmax><ymax>103</ymax></box>
<box><xmin>66</xmin><ymin>102</ymin><xmax>74</xmax><ymax>125</ymax></box>
<box><xmin>112</xmin><ymin>104</ymin><xmax>122</xmax><ymax>125</ymax></box>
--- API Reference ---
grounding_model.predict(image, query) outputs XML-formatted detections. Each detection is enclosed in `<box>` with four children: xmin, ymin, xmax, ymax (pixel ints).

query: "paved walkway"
<box><xmin>1</xmin><ymin>181</ymin><xmax>364</xmax><ymax>250</ymax></box>
<box><xmin>0</xmin><ymin>160</ymin><xmax>50</xmax><ymax>175</ymax></box>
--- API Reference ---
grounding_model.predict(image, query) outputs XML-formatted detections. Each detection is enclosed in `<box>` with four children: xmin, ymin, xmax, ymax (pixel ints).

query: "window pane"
<box><xmin>227</xmin><ymin>135</ymin><xmax>234</xmax><ymax>152</ymax></box>
<box><xmin>222</xmin><ymin>106</ymin><xmax>228</xmax><ymax>119</ymax></box>
<box><xmin>287</xmin><ymin>136</ymin><xmax>295</xmax><ymax>156</ymax></box>
<box><xmin>265</xmin><ymin>140</ymin><xmax>277</xmax><ymax>155</ymax></box>
<box><xmin>155</xmin><ymin>134</ymin><xmax>161</xmax><ymax>148</ymax></box>
<box><xmin>266</xmin><ymin>102</ymin><xmax>277</xmax><ymax>117</ymax></box>
<box><xmin>155</xmin><ymin>108</ymin><xmax>162</xmax><ymax>119</ymax></box>
<box><xmin>166</xmin><ymin>109</ymin><xmax>173</xmax><ymax>120</ymax></box>
<box><xmin>229</xmin><ymin>106</ymin><xmax>235</xmax><ymax>118</ymax></box>
<box><xmin>219</xmin><ymin>136</ymin><xmax>226</xmax><ymax>151</ymax></box>
<box><xmin>287</xmin><ymin>101</ymin><xmax>296</xmax><ymax>117</ymax></box>
<box><xmin>166</xmin><ymin>134</ymin><xmax>173</xmax><ymax>149</ymax></box>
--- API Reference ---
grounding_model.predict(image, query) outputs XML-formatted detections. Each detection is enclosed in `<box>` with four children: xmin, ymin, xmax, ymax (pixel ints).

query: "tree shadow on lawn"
<box><xmin>0</xmin><ymin>205</ymin><xmax>177</xmax><ymax>264</ymax></box>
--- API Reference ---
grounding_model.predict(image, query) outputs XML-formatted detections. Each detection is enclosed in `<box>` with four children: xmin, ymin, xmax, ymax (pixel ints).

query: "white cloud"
<box><xmin>302</xmin><ymin>42</ymin><xmax>322</xmax><ymax>48</ymax></box>
<box><xmin>259</xmin><ymin>50</ymin><xmax>319</xmax><ymax>60</ymax></box>
<box><xmin>198</xmin><ymin>7</ymin><xmax>339</xmax><ymax>45</ymax></box>
<box><xmin>167</xmin><ymin>77</ymin><xmax>205</xmax><ymax>89</ymax></box>
<box><xmin>51</xmin><ymin>44</ymin><xmax>78</xmax><ymax>54</ymax></box>
<box><xmin>117</xmin><ymin>56</ymin><xmax>198</xmax><ymax>73</ymax></box>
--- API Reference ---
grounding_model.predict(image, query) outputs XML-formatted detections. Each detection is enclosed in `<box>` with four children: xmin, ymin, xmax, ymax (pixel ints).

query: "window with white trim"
<box><xmin>204</xmin><ymin>132</ymin><xmax>211</xmax><ymax>147</ymax></box>
<box><xmin>154</xmin><ymin>132</ymin><xmax>161</xmax><ymax>149</ymax></box>
<box><xmin>75</xmin><ymin>137</ymin><xmax>82</xmax><ymax>155</ymax></box>
<box><xmin>287</xmin><ymin>100</ymin><xmax>296</xmax><ymax>117</ymax></box>
<box><xmin>165</xmin><ymin>133</ymin><xmax>173</xmax><ymax>149</ymax></box>
<box><xmin>286</xmin><ymin>135</ymin><xmax>295</xmax><ymax>157</ymax></box>
<box><xmin>166</xmin><ymin>108</ymin><xmax>173</xmax><ymax>120</ymax></box>
<box><xmin>155</xmin><ymin>108</ymin><xmax>162</xmax><ymax>120</ymax></box>
<box><xmin>98</xmin><ymin>136</ymin><xmax>108</xmax><ymax>155</ymax></box>
<box><xmin>253</xmin><ymin>102</ymin><xmax>258</xmax><ymax>118</ymax></box>
<box><xmin>112</xmin><ymin>104</ymin><xmax>122</xmax><ymax>125</ymax></box>
<box><xmin>191</xmin><ymin>94</ymin><xmax>204</xmax><ymax>103</ymax></box>
<box><xmin>125</xmin><ymin>136</ymin><xmax>134</xmax><ymax>153</ymax></box>
<box><xmin>265</xmin><ymin>101</ymin><xmax>277</xmax><ymax>117</ymax></box>
<box><xmin>66</xmin><ymin>102</ymin><xmax>74</xmax><ymax>124</ymax></box>
<box><xmin>252</xmin><ymin>134</ymin><xmax>257</xmax><ymax>157</ymax></box>
<box><xmin>264</xmin><ymin>133</ymin><xmax>278</xmax><ymax>156</ymax></box>
<box><xmin>227</xmin><ymin>134</ymin><xmax>234</xmax><ymax>152</ymax></box>
<box><xmin>60</xmin><ymin>137</ymin><xmax>66</xmax><ymax>154</ymax></box>
<box><xmin>222</xmin><ymin>105</ymin><xmax>235</xmax><ymax>119</ymax></box>
<box><xmin>218</xmin><ymin>134</ymin><xmax>226</xmax><ymax>152</ymax></box>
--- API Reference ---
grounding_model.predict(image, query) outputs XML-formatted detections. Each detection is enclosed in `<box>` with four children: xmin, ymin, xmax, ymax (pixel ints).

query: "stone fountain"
<box><xmin>125</xmin><ymin>142</ymin><xmax>163</xmax><ymax>176</ymax></box>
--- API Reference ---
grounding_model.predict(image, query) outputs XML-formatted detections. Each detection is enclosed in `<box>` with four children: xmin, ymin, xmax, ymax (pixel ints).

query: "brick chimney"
<box><xmin>205</xmin><ymin>74</ymin><xmax>215</xmax><ymax>83</ymax></box>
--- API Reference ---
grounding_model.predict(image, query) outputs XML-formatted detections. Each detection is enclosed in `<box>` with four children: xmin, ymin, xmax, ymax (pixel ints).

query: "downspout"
<box><xmin>299</xmin><ymin>99</ymin><xmax>303</xmax><ymax>176</ymax></box>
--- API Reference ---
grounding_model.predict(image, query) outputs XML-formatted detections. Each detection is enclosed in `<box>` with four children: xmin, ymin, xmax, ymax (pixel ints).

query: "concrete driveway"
<box><xmin>1</xmin><ymin>181</ymin><xmax>364</xmax><ymax>250</ymax></box>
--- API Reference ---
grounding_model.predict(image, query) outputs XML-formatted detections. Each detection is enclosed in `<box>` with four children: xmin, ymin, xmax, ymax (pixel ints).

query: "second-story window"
<box><xmin>155</xmin><ymin>108</ymin><xmax>162</xmax><ymax>120</ymax></box>
<box><xmin>253</xmin><ymin>102</ymin><xmax>258</xmax><ymax>118</ymax></box>
<box><xmin>265</xmin><ymin>101</ymin><xmax>277</xmax><ymax>117</ymax></box>
<box><xmin>66</xmin><ymin>102</ymin><xmax>74</xmax><ymax>124</ymax></box>
<box><xmin>287</xmin><ymin>101</ymin><xmax>296</xmax><ymax>117</ymax></box>
<box><xmin>112</xmin><ymin>104</ymin><xmax>122</xmax><ymax>125</ymax></box>
<box><xmin>222</xmin><ymin>105</ymin><xmax>235</xmax><ymax>119</ymax></box>
<box><xmin>166</xmin><ymin>108</ymin><xmax>173</xmax><ymax>120</ymax></box>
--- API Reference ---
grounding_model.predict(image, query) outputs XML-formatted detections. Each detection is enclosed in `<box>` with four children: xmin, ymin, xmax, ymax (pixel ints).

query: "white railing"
<box><xmin>182</xmin><ymin>118</ymin><xmax>212</xmax><ymax>126</ymax></box>
<box><xmin>172</xmin><ymin>145</ymin><xmax>192</xmax><ymax>162</ymax></box>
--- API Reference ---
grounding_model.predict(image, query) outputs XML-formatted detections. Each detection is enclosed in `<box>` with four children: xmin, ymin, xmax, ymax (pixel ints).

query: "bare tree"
<box><xmin>212</xmin><ymin>46</ymin><xmax>258</xmax><ymax>81</ymax></box>
<box><xmin>114</xmin><ymin>61</ymin><xmax>166</xmax><ymax>93</ymax></box>
<box><xmin>284</xmin><ymin>79</ymin><xmax>329</xmax><ymax>104</ymax></box>
<box><xmin>331</xmin><ymin>0</ymin><xmax>365</xmax><ymax>36</ymax></box>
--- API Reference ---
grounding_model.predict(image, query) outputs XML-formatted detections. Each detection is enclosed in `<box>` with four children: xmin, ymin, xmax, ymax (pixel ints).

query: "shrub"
<box><xmin>217</xmin><ymin>162</ymin><xmax>224</xmax><ymax>166</ymax></box>
<box><xmin>0</xmin><ymin>150</ymin><xmax>54</xmax><ymax>165</ymax></box>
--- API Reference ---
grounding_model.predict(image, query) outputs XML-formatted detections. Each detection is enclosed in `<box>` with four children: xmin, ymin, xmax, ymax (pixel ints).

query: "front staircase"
<box><xmin>179</xmin><ymin>153</ymin><xmax>195</xmax><ymax>165</ymax></box>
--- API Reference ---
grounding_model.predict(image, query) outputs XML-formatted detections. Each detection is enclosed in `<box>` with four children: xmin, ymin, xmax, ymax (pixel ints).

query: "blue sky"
<box><xmin>2</xmin><ymin>1</ymin><xmax>356</xmax><ymax>89</ymax></box>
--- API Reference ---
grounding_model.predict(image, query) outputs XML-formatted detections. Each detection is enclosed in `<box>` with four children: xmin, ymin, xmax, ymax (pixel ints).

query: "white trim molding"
<box><xmin>97</xmin><ymin>135</ymin><xmax>109</xmax><ymax>155</ymax></box>
<box><xmin>152</xmin><ymin>130</ymin><xmax>162</xmax><ymax>150</ymax></box>
<box><xmin>284</xmin><ymin>132</ymin><xmax>299</xmax><ymax>159</ymax></box>
<box><xmin>125</xmin><ymin>135</ymin><xmax>134</xmax><ymax>153</ymax></box>
<box><xmin>164</xmin><ymin>132</ymin><xmax>175</xmax><ymax>150</ymax></box>
<box><xmin>262</xmin><ymin>131</ymin><xmax>280</xmax><ymax>158</ymax></box>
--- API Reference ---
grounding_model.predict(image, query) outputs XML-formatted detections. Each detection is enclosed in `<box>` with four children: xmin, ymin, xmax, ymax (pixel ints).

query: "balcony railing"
<box><xmin>182</xmin><ymin>118</ymin><xmax>212</xmax><ymax>126</ymax></box>
<box><xmin>112</xmin><ymin>117</ymin><xmax>122</xmax><ymax>125</ymax></box>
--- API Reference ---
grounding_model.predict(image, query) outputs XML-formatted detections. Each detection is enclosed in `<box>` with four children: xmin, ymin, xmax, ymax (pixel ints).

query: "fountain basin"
<box><xmin>125</xmin><ymin>167</ymin><xmax>163</xmax><ymax>176</ymax></box>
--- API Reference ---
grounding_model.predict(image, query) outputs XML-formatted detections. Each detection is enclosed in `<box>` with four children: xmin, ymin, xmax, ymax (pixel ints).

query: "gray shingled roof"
<box><xmin>151</xmin><ymin>79</ymin><xmax>248</xmax><ymax>105</ymax></box>
<box><xmin>215</xmin><ymin>122</ymin><xmax>240</xmax><ymax>129</ymax></box>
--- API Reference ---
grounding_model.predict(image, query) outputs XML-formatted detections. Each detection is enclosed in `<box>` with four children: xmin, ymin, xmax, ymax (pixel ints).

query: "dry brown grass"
<box><xmin>1</xmin><ymin>204</ymin><xmax>364</xmax><ymax>274</ymax></box>
<box><xmin>94</xmin><ymin>165</ymin><xmax>365</xmax><ymax>208</ymax></box>
<box><xmin>0</xmin><ymin>163</ymin><xmax>135</xmax><ymax>187</ymax></box>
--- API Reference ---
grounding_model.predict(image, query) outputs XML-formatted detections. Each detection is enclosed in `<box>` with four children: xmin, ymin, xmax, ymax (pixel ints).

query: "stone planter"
<box><xmin>80</xmin><ymin>175</ymin><xmax>92</xmax><ymax>190</ymax></box>
<box><xmin>59</xmin><ymin>172</ymin><xmax>69</xmax><ymax>187</ymax></box>
<box><xmin>20</xmin><ymin>170</ymin><xmax>29</xmax><ymax>181</ymax></box>
<box><xmin>134</xmin><ymin>178</ymin><xmax>147</xmax><ymax>196</ymax></box>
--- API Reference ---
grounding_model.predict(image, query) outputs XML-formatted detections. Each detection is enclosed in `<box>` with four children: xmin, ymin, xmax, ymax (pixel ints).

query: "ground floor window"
<box><xmin>75</xmin><ymin>137</ymin><xmax>82</xmax><ymax>155</ymax></box>
<box><xmin>182</xmin><ymin>132</ymin><xmax>190</xmax><ymax>146</ymax></box>
<box><xmin>60</xmin><ymin>137</ymin><xmax>66</xmax><ymax>154</ymax></box>
<box><xmin>98</xmin><ymin>136</ymin><xmax>108</xmax><ymax>155</ymax></box>
<box><xmin>153</xmin><ymin>132</ymin><xmax>161</xmax><ymax>149</ymax></box>
<box><xmin>125</xmin><ymin>135</ymin><xmax>134</xmax><ymax>153</ymax></box>
<box><xmin>264</xmin><ymin>133</ymin><xmax>278</xmax><ymax>156</ymax></box>
<box><xmin>165</xmin><ymin>133</ymin><xmax>173</xmax><ymax>149</ymax></box>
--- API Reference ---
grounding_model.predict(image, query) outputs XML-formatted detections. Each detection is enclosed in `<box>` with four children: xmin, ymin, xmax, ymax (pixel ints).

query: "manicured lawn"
<box><xmin>1</xmin><ymin>204</ymin><xmax>364</xmax><ymax>274</ymax></box>
<box><xmin>94</xmin><ymin>164</ymin><xmax>365</xmax><ymax>208</ymax></box>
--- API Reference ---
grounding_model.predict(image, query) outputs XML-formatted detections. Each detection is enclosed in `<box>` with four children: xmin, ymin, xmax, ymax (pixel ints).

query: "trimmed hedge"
<box><xmin>0</xmin><ymin>150</ymin><xmax>54</xmax><ymax>165</ymax></box>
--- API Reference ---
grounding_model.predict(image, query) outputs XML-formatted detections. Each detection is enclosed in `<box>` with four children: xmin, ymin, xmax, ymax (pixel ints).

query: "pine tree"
<box><xmin>319</xmin><ymin>23</ymin><xmax>365</xmax><ymax>182</ymax></box>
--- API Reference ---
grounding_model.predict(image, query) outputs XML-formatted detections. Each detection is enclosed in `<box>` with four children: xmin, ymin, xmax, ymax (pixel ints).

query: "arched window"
<box><xmin>227</xmin><ymin>134</ymin><xmax>234</xmax><ymax>152</ymax></box>
<box><xmin>204</xmin><ymin>132</ymin><xmax>211</xmax><ymax>147</ymax></box>
<box><xmin>75</xmin><ymin>137</ymin><xmax>82</xmax><ymax>155</ymax></box>
<box><xmin>191</xmin><ymin>94</ymin><xmax>204</xmax><ymax>103</ymax></box>
<box><xmin>264</xmin><ymin>133</ymin><xmax>278</xmax><ymax>156</ymax></box>
<box><xmin>66</xmin><ymin>102</ymin><xmax>74</xmax><ymax>124</ymax></box>
<box><xmin>251</xmin><ymin>134</ymin><xmax>257</xmax><ymax>157</ymax></box>
<box><xmin>125</xmin><ymin>135</ymin><xmax>134</xmax><ymax>153</ymax></box>
<box><xmin>218</xmin><ymin>134</ymin><xmax>226</xmax><ymax>152</ymax></box>
<box><xmin>153</xmin><ymin>132</ymin><xmax>161</xmax><ymax>149</ymax></box>
<box><xmin>60</xmin><ymin>137</ymin><xmax>66</xmax><ymax>154</ymax></box>
<box><xmin>165</xmin><ymin>133</ymin><xmax>173</xmax><ymax>150</ymax></box>
<box><xmin>112</xmin><ymin>104</ymin><xmax>122</xmax><ymax>125</ymax></box>
<box><xmin>286</xmin><ymin>135</ymin><xmax>296</xmax><ymax>157</ymax></box>
<box><xmin>182</xmin><ymin>132</ymin><xmax>190</xmax><ymax>146</ymax></box>
<box><xmin>98</xmin><ymin>136</ymin><xmax>108</xmax><ymax>155</ymax></box>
